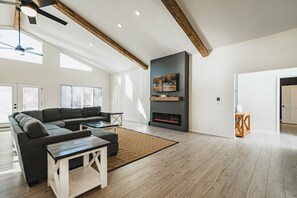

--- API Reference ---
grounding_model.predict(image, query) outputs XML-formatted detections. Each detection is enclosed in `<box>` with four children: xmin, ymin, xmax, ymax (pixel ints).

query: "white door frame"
<box><xmin>18</xmin><ymin>84</ymin><xmax>44</xmax><ymax>111</ymax></box>
<box><xmin>0</xmin><ymin>82</ymin><xmax>44</xmax><ymax>127</ymax></box>
<box><xmin>276</xmin><ymin>75</ymin><xmax>297</xmax><ymax>134</ymax></box>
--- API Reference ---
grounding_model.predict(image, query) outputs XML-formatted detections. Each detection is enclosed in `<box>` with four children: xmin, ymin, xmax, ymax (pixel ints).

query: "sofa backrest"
<box><xmin>42</xmin><ymin>108</ymin><xmax>62</xmax><ymax>122</ymax></box>
<box><xmin>82</xmin><ymin>106</ymin><xmax>101</xmax><ymax>117</ymax></box>
<box><xmin>23</xmin><ymin>110</ymin><xmax>44</xmax><ymax>123</ymax></box>
<box><xmin>60</xmin><ymin>108</ymin><xmax>83</xmax><ymax>119</ymax></box>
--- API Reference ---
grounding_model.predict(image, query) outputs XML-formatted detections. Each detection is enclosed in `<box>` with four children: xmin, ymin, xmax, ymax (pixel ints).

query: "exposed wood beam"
<box><xmin>161</xmin><ymin>0</ymin><xmax>209</xmax><ymax>57</ymax></box>
<box><xmin>53</xmin><ymin>1</ymin><xmax>148</xmax><ymax>70</ymax></box>
<box><xmin>13</xmin><ymin>3</ymin><xmax>20</xmax><ymax>30</ymax></box>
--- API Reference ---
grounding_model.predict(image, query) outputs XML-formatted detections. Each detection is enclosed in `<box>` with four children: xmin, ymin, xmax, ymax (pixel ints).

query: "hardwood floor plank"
<box><xmin>123</xmin><ymin>185</ymin><xmax>151</xmax><ymax>198</ymax></box>
<box><xmin>245</xmin><ymin>147</ymin><xmax>272</xmax><ymax>198</ymax></box>
<box><xmin>225</xmin><ymin>146</ymin><xmax>261</xmax><ymax>197</ymax></box>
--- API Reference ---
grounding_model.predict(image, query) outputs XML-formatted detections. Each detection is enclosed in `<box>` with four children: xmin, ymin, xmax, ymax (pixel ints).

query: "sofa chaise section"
<box><xmin>9</xmin><ymin>115</ymin><xmax>92</xmax><ymax>186</ymax></box>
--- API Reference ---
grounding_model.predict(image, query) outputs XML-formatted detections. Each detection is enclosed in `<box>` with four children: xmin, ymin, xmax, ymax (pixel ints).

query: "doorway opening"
<box><xmin>235</xmin><ymin>68</ymin><xmax>297</xmax><ymax>138</ymax></box>
<box><xmin>279</xmin><ymin>77</ymin><xmax>297</xmax><ymax>136</ymax></box>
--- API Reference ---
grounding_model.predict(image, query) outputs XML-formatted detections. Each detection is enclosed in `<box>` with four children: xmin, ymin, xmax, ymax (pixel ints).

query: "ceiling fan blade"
<box><xmin>37</xmin><ymin>8</ymin><xmax>67</xmax><ymax>25</ymax></box>
<box><xmin>26</xmin><ymin>50</ymin><xmax>43</xmax><ymax>56</ymax></box>
<box><xmin>28</xmin><ymin>17</ymin><xmax>37</xmax><ymax>24</ymax></box>
<box><xmin>0</xmin><ymin>47</ymin><xmax>14</xmax><ymax>50</ymax></box>
<box><xmin>0</xmin><ymin>41</ymin><xmax>15</xmax><ymax>48</ymax></box>
<box><xmin>33</xmin><ymin>0</ymin><xmax>56</xmax><ymax>8</ymax></box>
<box><xmin>25</xmin><ymin>47</ymin><xmax>34</xmax><ymax>50</ymax></box>
<box><xmin>0</xmin><ymin>0</ymin><xmax>19</xmax><ymax>6</ymax></box>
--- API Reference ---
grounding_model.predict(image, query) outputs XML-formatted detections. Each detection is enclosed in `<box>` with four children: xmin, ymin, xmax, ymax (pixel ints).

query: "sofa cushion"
<box><xmin>60</xmin><ymin>108</ymin><xmax>83</xmax><ymax>119</ymax></box>
<box><xmin>90</xmin><ymin>128</ymin><xmax>118</xmax><ymax>143</ymax></box>
<box><xmin>44</xmin><ymin>120</ymin><xmax>65</xmax><ymax>128</ymax></box>
<box><xmin>23</xmin><ymin>118</ymin><xmax>49</xmax><ymax>139</ymax></box>
<box><xmin>84</xmin><ymin>116</ymin><xmax>107</xmax><ymax>122</ymax></box>
<box><xmin>23</xmin><ymin>110</ymin><xmax>44</xmax><ymax>122</ymax></box>
<box><xmin>82</xmin><ymin>106</ymin><xmax>101</xmax><ymax>118</ymax></box>
<box><xmin>63</xmin><ymin>118</ymin><xmax>86</xmax><ymax>126</ymax></box>
<box><xmin>46</xmin><ymin>128</ymin><xmax>72</xmax><ymax>136</ymax></box>
<box><xmin>44</xmin><ymin>124</ymin><xmax>60</xmax><ymax>131</ymax></box>
<box><xmin>15</xmin><ymin>113</ymin><xmax>27</xmax><ymax>123</ymax></box>
<box><xmin>42</xmin><ymin>108</ymin><xmax>62</xmax><ymax>122</ymax></box>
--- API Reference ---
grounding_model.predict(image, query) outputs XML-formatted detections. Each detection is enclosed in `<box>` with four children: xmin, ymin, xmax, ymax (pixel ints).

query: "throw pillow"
<box><xmin>15</xmin><ymin>113</ymin><xmax>27</xmax><ymax>123</ymax></box>
<box><xmin>23</xmin><ymin>118</ymin><xmax>49</xmax><ymax>139</ymax></box>
<box><xmin>19</xmin><ymin>115</ymin><xmax>32</xmax><ymax>128</ymax></box>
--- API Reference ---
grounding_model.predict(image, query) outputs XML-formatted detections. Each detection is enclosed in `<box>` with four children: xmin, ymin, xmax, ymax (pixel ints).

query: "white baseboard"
<box><xmin>251</xmin><ymin>129</ymin><xmax>278</xmax><ymax>135</ymax></box>
<box><xmin>189</xmin><ymin>129</ymin><xmax>236</xmax><ymax>139</ymax></box>
<box><xmin>123</xmin><ymin>119</ymin><xmax>148</xmax><ymax>124</ymax></box>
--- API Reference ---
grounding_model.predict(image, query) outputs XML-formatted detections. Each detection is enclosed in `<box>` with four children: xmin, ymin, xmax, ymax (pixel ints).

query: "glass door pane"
<box><xmin>22</xmin><ymin>87</ymin><xmax>39</xmax><ymax>111</ymax></box>
<box><xmin>19</xmin><ymin>85</ymin><xmax>43</xmax><ymax>111</ymax></box>
<box><xmin>0</xmin><ymin>85</ymin><xmax>14</xmax><ymax>126</ymax></box>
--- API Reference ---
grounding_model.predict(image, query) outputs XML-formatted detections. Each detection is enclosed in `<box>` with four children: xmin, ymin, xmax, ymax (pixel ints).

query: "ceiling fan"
<box><xmin>0</xmin><ymin>10</ymin><xmax>43</xmax><ymax>56</ymax></box>
<box><xmin>0</xmin><ymin>0</ymin><xmax>67</xmax><ymax>25</ymax></box>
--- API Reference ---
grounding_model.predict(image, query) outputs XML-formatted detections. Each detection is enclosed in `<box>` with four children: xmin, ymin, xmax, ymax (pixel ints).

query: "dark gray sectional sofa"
<box><xmin>9</xmin><ymin>106</ymin><xmax>118</xmax><ymax>187</ymax></box>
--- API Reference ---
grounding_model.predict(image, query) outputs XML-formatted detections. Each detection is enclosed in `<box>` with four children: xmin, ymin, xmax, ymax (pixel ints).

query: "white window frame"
<box><xmin>60</xmin><ymin>84</ymin><xmax>103</xmax><ymax>108</ymax></box>
<box><xmin>59</xmin><ymin>51</ymin><xmax>92</xmax><ymax>72</ymax></box>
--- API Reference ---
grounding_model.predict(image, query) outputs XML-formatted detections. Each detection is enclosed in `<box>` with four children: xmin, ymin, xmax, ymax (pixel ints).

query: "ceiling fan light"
<box><xmin>15</xmin><ymin>49</ymin><xmax>25</xmax><ymax>56</ymax></box>
<box><xmin>20</xmin><ymin>3</ymin><xmax>37</xmax><ymax>17</ymax></box>
<box><xmin>15</xmin><ymin>45</ymin><xmax>25</xmax><ymax>56</ymax></box>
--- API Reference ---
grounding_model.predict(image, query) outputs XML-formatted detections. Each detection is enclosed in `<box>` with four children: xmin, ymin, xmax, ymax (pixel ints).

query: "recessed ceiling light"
<box><xmin>135</xmin><ymin>11</ymin><xmax>141</xmax><ymax>16</ymax></box>
<box><xmin>117</xmin><ymin>24</ymin><xmax>122</xmax><ymax>28</ymax></box>
<box><xmin>89</xmin><ymin>43</ymin><xmax>93</xmax><ymax>47</ymax></box>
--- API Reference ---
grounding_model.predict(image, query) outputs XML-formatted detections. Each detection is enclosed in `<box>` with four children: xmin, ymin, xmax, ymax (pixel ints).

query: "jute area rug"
<box><xmin>107</xmin><ymin>127</ymin><xmax>178</xmax><ymax>171</ymax></box>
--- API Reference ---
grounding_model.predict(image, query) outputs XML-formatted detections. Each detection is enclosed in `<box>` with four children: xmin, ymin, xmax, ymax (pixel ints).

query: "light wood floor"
<box><xmin>0</xmin><ymin>122</ymin><xmax>297</xmax><ymax>198</ymax></box>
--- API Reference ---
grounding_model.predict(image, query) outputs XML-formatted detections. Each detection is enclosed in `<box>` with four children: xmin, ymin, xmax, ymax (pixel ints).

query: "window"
<box><xmin>60</xmin><ymin>85</ymin><xmax>102</xmax><ymax>108</ymax></box>
<box><xmin>60</xmin><ymin>52</ymin><xmax>92</xmax><ymax>72</ymax></box>
<box><xmin>0</xmin><ymin>29</ymin><xmax>43</xmax><ymax>64</ymax></box>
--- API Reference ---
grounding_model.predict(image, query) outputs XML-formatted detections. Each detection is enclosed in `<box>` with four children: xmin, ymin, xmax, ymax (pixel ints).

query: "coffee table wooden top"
<box><xmin>81</xmin><ymin>121</ymin><xmax>119</xmax><ymax>129</ymax></box>
<box><xmin>109</xmin><ymin>112</ymin><xmax>123</xmax><ymax>115</ymax></box>
<box><xmin>46</xmin><ymin>136</ymin><xmax>110</xmax><ymax>161</ymax></box>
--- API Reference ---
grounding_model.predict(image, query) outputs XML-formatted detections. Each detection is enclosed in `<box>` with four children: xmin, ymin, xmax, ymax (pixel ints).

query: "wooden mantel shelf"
<box><xmin>150</xmin><ymin>96</ymin><xmax>182</xmax><ymax>102</ymax></box>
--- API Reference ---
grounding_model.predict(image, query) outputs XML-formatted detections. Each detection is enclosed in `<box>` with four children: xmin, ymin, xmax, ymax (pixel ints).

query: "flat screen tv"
<box><xmin>153</xmin><ymin>73</ymin><xmax>178</xmax><ymax>93</ymax></box>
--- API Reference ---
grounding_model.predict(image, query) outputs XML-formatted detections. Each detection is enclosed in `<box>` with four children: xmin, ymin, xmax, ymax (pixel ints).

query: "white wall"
<box><xmin>111</xmin><ymin>68</ymin><xmax>150</xmax><ymax>123</ymax></box>
<box><xmin>190</xmin><ymin>28</ymin><xmax>297</xmax><ymax>138</ymax></box>
<box><xmin>237</xmin><ymin>68</ymin><xmax>297</xmax><ymax>135</ymax></box>
<box><xmin>0</xmin><ymin>42</ymin><xmax>111</xmax><ymax>111</ymax></box>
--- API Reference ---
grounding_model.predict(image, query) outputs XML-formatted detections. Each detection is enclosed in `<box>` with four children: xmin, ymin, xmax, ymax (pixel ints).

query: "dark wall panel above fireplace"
<box><xmin>150</xmin><ymin>51</ymin><xmax>189</xmax><ymax>132</ymax></box>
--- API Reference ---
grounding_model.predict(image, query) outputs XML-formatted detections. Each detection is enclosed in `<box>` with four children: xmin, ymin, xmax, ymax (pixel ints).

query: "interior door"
<box><xmin>0</xmin><ymin>84</ymin><xmax>17</xmax><ymax>127</ymax></box>
<box><xmin>282</xmin><ymin>85</ymin><xmax>297</xmax><ymax>124</ymax></box>
<box><xmin>18</xmin><ymin>84</ymin><xmax>43</xmax><ymax>111</ymax></box>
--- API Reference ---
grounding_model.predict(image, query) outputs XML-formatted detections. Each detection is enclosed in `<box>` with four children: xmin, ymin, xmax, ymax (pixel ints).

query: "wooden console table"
<box><xmin>46</xmin><ymin>136</ymin><xmax>110</xmax><ymax>198</ymax></box>
<box><xmin>235</xmin><ymin>112</ymin><xmax>251</xmax><ymax>138</ymax></box>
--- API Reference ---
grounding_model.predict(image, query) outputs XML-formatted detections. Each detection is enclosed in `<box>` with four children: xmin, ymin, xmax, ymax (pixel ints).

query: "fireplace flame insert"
<box><xmin>152</xmin><ymin>112</ymin><xmax>181</xmax><ymax>126</ymax></box>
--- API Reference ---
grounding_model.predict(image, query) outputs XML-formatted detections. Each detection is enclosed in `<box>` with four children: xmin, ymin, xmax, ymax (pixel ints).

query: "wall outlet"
<box><xmin>217</xmin><ymin>97</ymin><xmax>222</xmax><ymax>104</ymax></box>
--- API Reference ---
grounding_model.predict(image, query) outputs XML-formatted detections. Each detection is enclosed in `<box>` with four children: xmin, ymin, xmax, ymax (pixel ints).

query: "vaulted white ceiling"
<box><xmin>0</xmin><ymin>0</ymin><xmax>297</xmax><ymax>73</ymax></box>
